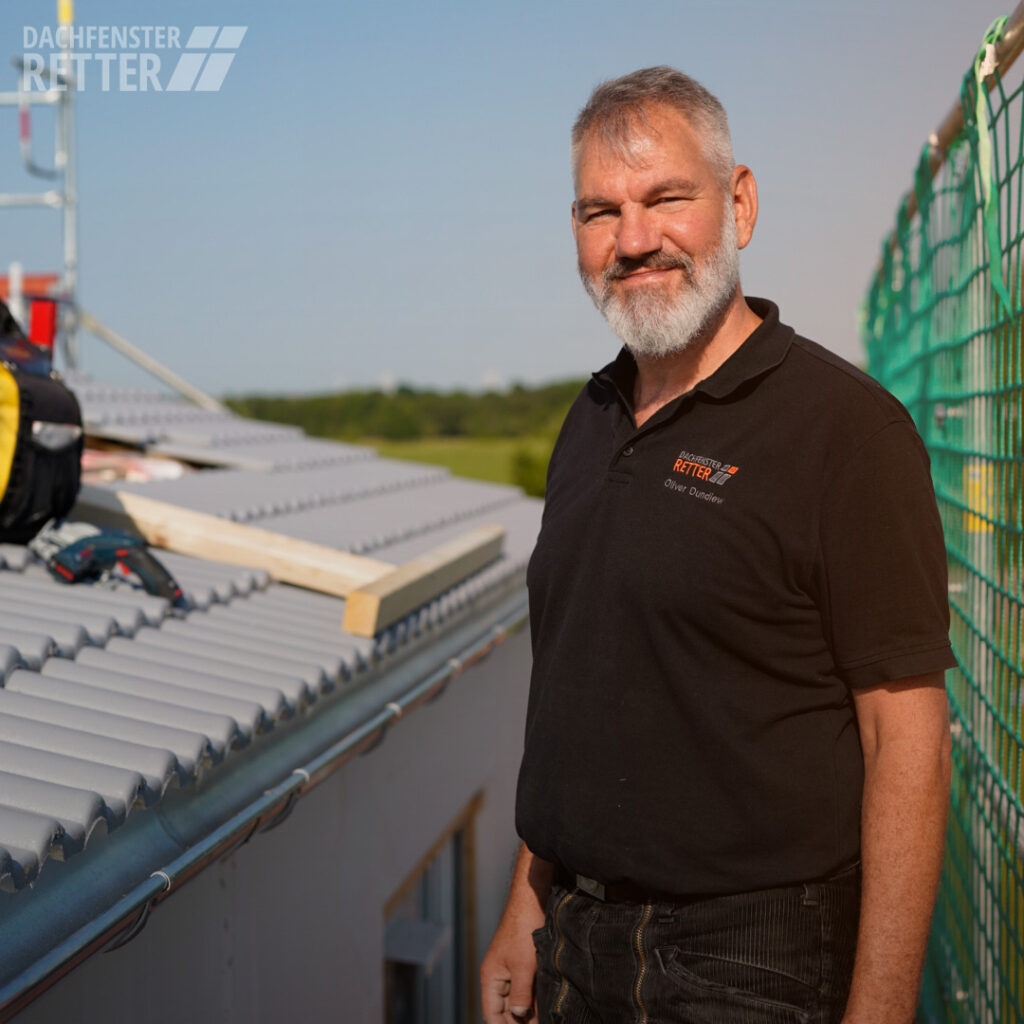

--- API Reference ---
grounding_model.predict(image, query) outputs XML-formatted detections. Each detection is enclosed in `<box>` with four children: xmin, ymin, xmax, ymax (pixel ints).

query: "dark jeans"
<box><xmin>532</xmin><ymin>865</ymin><xmax>860</xmax><ymax>1024</ymax></box>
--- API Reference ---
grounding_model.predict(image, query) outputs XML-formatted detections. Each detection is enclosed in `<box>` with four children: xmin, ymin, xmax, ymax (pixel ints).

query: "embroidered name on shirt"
<box><xmin>664</xmin><ymin>477</ymin><xmax>724</xmax><ymax>504</ymax></box>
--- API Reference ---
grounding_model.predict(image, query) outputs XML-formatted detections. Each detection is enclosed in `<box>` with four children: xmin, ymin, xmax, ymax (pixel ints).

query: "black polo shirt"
<box><xmin>516</xmin><ymin>298</ymin><xmax>956</xmax><ymax>898</ymax></box>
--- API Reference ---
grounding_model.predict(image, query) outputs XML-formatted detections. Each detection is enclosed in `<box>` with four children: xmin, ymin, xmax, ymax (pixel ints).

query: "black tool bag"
<box><xmin>0</xmin><ymin>302</ymin><xmax>83</xmax><ymax>543</ymax></box>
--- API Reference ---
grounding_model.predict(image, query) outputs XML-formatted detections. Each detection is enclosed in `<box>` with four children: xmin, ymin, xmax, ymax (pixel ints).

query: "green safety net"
<box><xmin>863</xmin><ymin>15</ymin><xmax>1024</xmax><ymax>1024</ymax></box>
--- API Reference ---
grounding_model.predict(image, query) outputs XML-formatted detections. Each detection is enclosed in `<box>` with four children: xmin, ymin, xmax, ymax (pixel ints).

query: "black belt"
<box><xmin>553</xmin><ymin>861</ymin><xmax>862</xmax><ymax>905</ymax></box>
<box><xmin>553</xmin><ymin>865</ymin><xmax>689</xmax><ymax>904</ymax></box>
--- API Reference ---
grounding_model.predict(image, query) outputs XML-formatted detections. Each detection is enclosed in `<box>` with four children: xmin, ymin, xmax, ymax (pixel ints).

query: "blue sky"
<box><xmin>0</xmin><ymin>1</ymin><xmax>1012</xmax><ymax>396</ymax></box>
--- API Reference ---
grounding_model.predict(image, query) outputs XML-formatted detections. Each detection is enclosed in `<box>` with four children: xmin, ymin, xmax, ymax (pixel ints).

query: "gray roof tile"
<box><xmin>372</xmin><ymin>498</ymin><xmax>541</xmax><ymax>566</ymax></box>
<box><xmin>149</xmin><ymin>551</ymin><xmax>268</xmax><ymax>599</ymax></box>
<box><xmin>0</xmin><ymin>598</ymin><xmax>118</xmax><ymax>646</ymax></box>
<box><xmin>203</xmin><ymin>603</ymin><xmax>374</xmax><ymax>672</ymax></box>
<box><xmin>113</xmin><ymin>459</ymin><xmax>448</xmax><ymax>520</ymax></box>
<box><xmin>0</xmin><ymin>740</ymin><xmax>143</xmax><ymax>822</ymax></box>
<box><xmin>7</xmin><ymin>670</ymin><xmax>238</xmax><ymax>756</ymax></box>
<box><xmin>0</xmin><ymin>806</ymin><xmax>62</xmax><ymax>887</ymax></box>
<box><xmin>0</xmin><ymin>771</ymin><xmax>106</xmax><ymax>851</ymax></box>
<box><xmin>116</xmin><ymin>631</ymin><xmax>321</xmax><ymax>702</ymax></box>
<box><xmin>211</xmin><ymin>591</ymin><xmax>343</xmax><ymax>629</ymax></box>
<box><xmin>247</xmin><ymin>583</ymin><xmax>346</xmax><ymax>618</ymax></box>
<box><xmin>0</xmin><ymin>713</ymin><xmax>179</xmax><ymax>800</ymax></box>
<box><xmin>0</xmin><ymin>613</ymin><xmax>89</xmax><ymax>659</ymax></box>
<box><xmin>13</xmin><ymin>565</ymin><xmax>171</xmax><ymax>625</ymax></box>
<box><xmin>149</xmin><ymin>437</ymin><xmax>374</xmax><ymax>471</ymax></box>
<box><xmin>128</xmin><ymin>618</ymin><xmax>327</xmax><ymax>692</ymax></box>
<box><xmin>0</xmin><ymin>683</ymin><xmax>215</xmax><ymax>775</ymax></box>
<box><xmin>252</xmin><ymin>478</ymin><xmax>522</xmax><ymax>554</ymax></box>
<box><xmin>82</xmin><ymin>645</ymin><xmax>292</xmax><ymax>718</ymax></box>
<box><xmin>183</xmin><ymin>611</ymin><xmax>359</xmax><ymax>670</ymax></box>
<box><xmin>39</xmin><ymin>659</ymin><xmax>259</xmax><ymax>741</ymax></box>
<box><xmin>0</xmin><ymin>629</ymin><xmax>56</xmax><ymax>671</ymax></box>
<box><xmin>156</xmin><ymin>618</ymin><xmax>347</xmax><ymax>683</ymax></box>
<box><xmin>0</xmin><ymin>573</ymin><xmax>157</xmax><ymax>632</ymax></box>
<box><xmin>67</xmin><ymin>375</ymin><xmax>380</xmax><ymax>472</ymax></box>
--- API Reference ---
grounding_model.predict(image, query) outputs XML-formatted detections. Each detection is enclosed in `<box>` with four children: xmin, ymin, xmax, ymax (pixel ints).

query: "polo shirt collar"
<box><xmin>592</xmin><ymin>297</ymin><xmax>794</xmax><ymax>407</ymax></box>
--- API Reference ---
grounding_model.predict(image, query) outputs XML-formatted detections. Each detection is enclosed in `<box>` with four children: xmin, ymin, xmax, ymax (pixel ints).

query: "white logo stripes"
<box><xmin>166</xmin><ymin>27</ymin><xmax>247</xmax><ymax>92</ymax></box>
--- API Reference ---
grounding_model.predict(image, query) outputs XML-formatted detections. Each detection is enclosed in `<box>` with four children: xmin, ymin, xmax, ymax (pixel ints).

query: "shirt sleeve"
<box><xmin>816</xmin><ymin>419</ymin><xmax>957</xmax><ymax>688</ymax></box>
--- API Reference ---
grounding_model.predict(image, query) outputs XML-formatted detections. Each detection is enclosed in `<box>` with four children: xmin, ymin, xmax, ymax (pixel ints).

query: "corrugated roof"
<box><xmin>68</xmin><ymin>375</ymin><xmax>376</xmax><ymax>470</ymax></box>
<box><xmin>0</xmin><ymin>376</ymin><xmax>541</xmax><ymax>893</ymax></box>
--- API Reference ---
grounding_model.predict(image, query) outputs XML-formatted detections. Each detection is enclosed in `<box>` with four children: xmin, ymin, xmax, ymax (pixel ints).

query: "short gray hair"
<box><xmin>571</xmin><ymin>66</ymin><xmax>734</xmax><ymax>189</ymax></box>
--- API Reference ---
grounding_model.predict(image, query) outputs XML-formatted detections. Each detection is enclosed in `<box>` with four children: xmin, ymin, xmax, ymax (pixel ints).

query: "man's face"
<box><xmin>572</xmin><ymin>104</ymin><xmax>742</xmax><ymax>359</ymax></box>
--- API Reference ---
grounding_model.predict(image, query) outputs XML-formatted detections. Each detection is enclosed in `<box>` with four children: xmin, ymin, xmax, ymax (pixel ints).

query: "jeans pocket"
<box><xmin>655</xmin><ymin>946</ymin><xmax>815</xmax><ymax>1024</ymax></box>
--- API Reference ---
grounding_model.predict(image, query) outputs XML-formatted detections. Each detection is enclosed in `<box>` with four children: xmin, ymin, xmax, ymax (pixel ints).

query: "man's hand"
<box><xmin>842</xmin><ymin>671</ymin><xmax>951</xmax><ymax>1024</ymax></box>
<box><xmin>481</xmin><ymin>844</ymin><xmax>553</xmax><ymax>1023</ymax></box>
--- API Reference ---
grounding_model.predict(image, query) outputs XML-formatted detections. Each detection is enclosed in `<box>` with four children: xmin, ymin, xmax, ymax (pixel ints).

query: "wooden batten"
<box><xmin>73</xmin><ymin>484</ymin><xmax>392</xmax><ymax>596</ymax></box>
<box><xmin>73</xmin><ymin>485</ymin><xmax>507</xmax><ymax>637</ymax></box>
<box><xmin>342</xmin><ymin>525</ymin><xmax>506</xmax><ymax>637</ymax></box>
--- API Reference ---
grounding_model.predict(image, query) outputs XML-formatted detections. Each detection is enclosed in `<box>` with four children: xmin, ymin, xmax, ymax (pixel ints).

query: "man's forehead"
<box><xmin>585</xmin><ymin>128</ymin><xmax>662</xmax><ymax>172</ymax></box>
<box><xmin>574</xmin><ymin>107</ymin><xmax>709</xmax><ymax>191</ymax></box>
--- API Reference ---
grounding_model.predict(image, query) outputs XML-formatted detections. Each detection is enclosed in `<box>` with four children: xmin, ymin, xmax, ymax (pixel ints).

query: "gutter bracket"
<box><xmin>258</xmin><ymin>791</ymin><xmax>300</xmax><ymax>835</ymax></box>
<box><xmin>216</xmin><ymin>818</ymin><xmax>262</xmax><ymax>863</ymax></box>
<box><xmin>102</xmin><ymin>872</ymin><xmax>170</xmax><ymax>953</ymax></box>
<box><xmin>102</xmin><ymin>902</ymin><xmax>153</xmax><ymax>953</ymax></box>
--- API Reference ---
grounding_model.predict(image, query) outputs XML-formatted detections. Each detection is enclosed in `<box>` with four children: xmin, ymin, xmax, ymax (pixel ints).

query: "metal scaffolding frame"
<box><xmin>0</xmin><ymin>2</ymin><xmax>78</xmax><ymax>367</ymax></box>
<box><xmin>1</xmin><ymin>2</ymin><xmax>226</xmax><ymax>412</ymax></box>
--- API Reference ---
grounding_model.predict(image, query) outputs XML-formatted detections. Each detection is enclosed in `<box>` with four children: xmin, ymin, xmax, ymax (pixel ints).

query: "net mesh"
<box><xmin>862</xmin><ymin>17</ymin><xmax>1024</xmax><ymax>1024</ymax></box>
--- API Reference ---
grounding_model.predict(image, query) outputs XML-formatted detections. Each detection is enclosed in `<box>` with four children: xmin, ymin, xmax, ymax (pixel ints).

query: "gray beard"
<box><xmin>580</xmin><ymin>209</ymin><xmax>740</xmax><ymax>360</ymax></box>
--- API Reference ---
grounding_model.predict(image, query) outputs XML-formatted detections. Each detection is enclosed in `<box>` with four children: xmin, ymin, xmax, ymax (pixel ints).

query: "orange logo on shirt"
<box><xmin>671</xmin><ymin>453</ymin><xmax>739</xmax><ymax>486</ymax></box>
<box><xmin>672</xmin><ymin>458</ymin><xmax>713</xmax><ymax>481</ymax></box>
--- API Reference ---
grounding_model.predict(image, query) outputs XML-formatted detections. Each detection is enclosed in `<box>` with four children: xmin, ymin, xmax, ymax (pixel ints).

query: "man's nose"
<box><xmin>615</xmin><ymin>206</ymin><xmax>661</xmax><ymax>260</ymax></box>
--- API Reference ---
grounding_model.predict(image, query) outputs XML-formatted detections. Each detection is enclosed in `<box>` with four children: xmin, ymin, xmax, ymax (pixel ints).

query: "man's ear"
<box><xmin>731</xmin><ymin>165</ymin><xmax>758</xmax><ymax>250</ymax></box>
<box><xmin>570</xmin><ymin>202</ymin><xmax>579</xmax><ymax>242</ymax></box>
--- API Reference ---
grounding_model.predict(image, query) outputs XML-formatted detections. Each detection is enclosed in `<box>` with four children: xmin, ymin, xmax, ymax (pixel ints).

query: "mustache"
<box><xmin>603</xmin><ymin>251</ymin><xmax>695</xmax><ymax>287</ymax></box>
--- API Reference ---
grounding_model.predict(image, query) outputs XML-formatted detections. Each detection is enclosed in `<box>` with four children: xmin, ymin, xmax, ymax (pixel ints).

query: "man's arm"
<box><xmin>843</xmin><ymin>671</ymin><xmax>951</xmax><ymax>1024</ymax></box>
<box><xmin>481</xmin><ymin>843</ymin><xmax>553</xmax><ymax>1023</ymax></box>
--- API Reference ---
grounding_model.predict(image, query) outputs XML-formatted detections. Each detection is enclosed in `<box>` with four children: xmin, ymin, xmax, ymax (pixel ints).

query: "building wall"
<box><xmin>17</xmin><ymin>630</ymin><xmax>531</xmax><ymax>1024</ymax></box>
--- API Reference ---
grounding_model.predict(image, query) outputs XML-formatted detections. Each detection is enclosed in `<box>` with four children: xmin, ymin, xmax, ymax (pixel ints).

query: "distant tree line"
<box><xmin>224</xmin><ymin>380</ymin><xmax>586</xmax><ymax>496</ymax></box>
<box><xmin>225</xmin><ymin>380</ymin><xmax>584</xmax><ymax>442</ymax></box>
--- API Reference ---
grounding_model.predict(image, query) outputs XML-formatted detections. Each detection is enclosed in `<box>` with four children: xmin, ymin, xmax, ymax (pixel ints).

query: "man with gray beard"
<box><xmin>482</xmin><ymin>68</ymin><xmax>955</xmax><ymax>1024</ymax></box>
<box><xmin>578</xmin><ymin>171</ymin><xmax>741</xmax><ymax>365</ymax></box>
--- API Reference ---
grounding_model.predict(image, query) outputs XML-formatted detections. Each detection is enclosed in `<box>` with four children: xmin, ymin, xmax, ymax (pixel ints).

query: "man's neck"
<box><xmin>632</xmin><ymin>292</ymin><xmax>763</xmax><ymax>427</ymax></box>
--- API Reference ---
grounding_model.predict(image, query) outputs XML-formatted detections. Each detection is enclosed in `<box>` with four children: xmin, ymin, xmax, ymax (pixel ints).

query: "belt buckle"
<box><xmin>575</xmin><ymin>874</ymin><xmax>606</xmax><ymax>901</ymax></box>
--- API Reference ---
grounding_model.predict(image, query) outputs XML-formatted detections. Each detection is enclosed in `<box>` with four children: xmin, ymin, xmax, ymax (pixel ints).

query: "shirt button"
<box><xmin>622</xmin><ymin>446</ymin><xmax>635</xmax><ymax>457</ymax></box>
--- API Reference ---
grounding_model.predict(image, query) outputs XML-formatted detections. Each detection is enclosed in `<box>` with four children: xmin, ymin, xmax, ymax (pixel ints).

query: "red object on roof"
<box><xmin>28</xmin><ymin>298</ymin><xmax>57</xmax><ymax>349</ymax></box>
<box><xmin>0</xmin><ymin>273</ymin><xmax>60</xmax><ymax>300</ymax></box>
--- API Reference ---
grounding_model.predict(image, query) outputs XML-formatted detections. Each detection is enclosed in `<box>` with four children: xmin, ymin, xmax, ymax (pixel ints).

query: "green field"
<box><xmin>366</xmin><ymin>436</ymin><xmax>553</xmax><ymax>492</ymax></box>
<box><xmin>227</xmin><ymin>381</ymin><xmax>579</xmax><ymax>497</ymax></box>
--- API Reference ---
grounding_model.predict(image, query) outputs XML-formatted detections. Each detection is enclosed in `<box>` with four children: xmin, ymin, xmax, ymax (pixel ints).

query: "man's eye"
<box><xmin>586</xmin><ymin>209</ymin><xmax>615</xmax><ymax>222</ymax></box>
<box><xmin>655</xmin><ymin>196</ymin><xmax>687</xmax><ymax>205</ymax></box>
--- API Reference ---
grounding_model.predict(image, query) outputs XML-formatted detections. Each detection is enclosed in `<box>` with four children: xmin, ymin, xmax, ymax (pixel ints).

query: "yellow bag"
<box><xmin>0</xmin><ymin>361</ymin><xmax>83</xmax><ymax>543</ymax></box>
